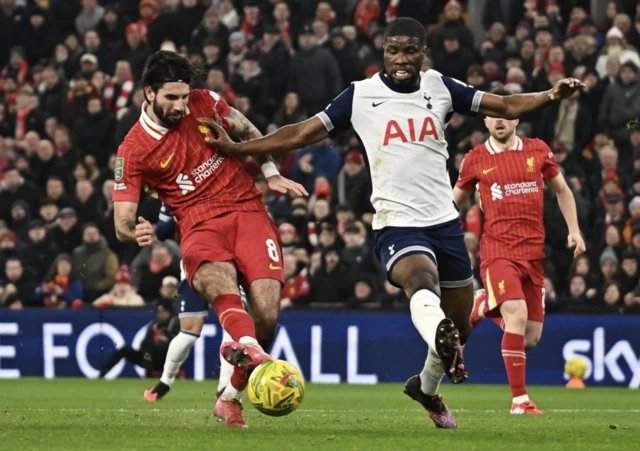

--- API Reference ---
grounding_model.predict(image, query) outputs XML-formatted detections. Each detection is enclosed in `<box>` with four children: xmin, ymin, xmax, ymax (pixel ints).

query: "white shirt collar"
<box><xmin>485</xmin><ymin>135</ymin><xmax>523</xmax><ymax>154</ymax></box>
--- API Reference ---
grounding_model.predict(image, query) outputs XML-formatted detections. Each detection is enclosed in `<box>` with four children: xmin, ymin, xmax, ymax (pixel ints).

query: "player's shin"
<box><xmin>420</xmin><ymin>349</ymin><xmax>445</xmax><ymax>395</ymax></box>
<box><xmin>214</xmin><ymin>294</ymin><xmax>260</xmax><ymax>347</ymax></box>
<box><xmin>500</xmin><ymin>302</ymin><xmax>528</xmax><ymax>402</ymax></box>
<box><xmin>410</xmin><ymin>289</ymin><xmax>446</xmax><ymax>351</ymax></box>
<box><xmin>160</xmin><ymin>330</ymin><xmax>199</xmax><ymax>387</ymax></box>
<box><xmin>217</xmin><ymin>329</ymin><xmax>234</xmax><ymax>396</ymax></box>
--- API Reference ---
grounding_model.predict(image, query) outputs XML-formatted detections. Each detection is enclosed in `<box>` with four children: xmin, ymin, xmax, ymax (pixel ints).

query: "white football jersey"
<box><xmin>317</xmin><ymin>70</ymin><xmax>484</xmax><ymax>230</ymax></box>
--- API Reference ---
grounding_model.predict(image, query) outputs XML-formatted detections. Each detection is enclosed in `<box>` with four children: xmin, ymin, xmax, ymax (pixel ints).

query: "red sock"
<box><xmin>231</xmin><ymin>367</ymin><xmax>249</xmax><ymax>391</ymax></box>
<box><xmin>214</xmin><ymin>294</ymin><xmax>256</xmax><ymax>342</ymax></box>
<box><xmin>501</xmin><ymin>331</ymin><xmax>527</xmax><ymax>399</ymax></box>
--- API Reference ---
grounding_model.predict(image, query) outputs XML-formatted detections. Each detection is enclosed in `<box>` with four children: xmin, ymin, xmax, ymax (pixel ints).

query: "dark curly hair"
<box><xmin>141</xmin><ymin>50</ymin><xmax>205</xmax><ymax>93</ymax></box>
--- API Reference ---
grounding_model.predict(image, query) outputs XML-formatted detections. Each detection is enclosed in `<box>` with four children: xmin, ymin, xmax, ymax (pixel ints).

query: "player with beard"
<box><xmin>453</xmin><ymin>87</ymin><xmax>586</xmax><ymax>414</ymax></box>
<box><xmin>197</xmin><ymin>18</ymin><xmax>585</xmax><ymax>428</ymax></box>
<box><xmin>112</xmin><ymin>51</ymin><xmax>306</xmax><ymax>428</ymax></box>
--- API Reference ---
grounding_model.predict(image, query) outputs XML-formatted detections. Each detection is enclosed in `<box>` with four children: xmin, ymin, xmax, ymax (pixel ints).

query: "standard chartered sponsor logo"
<box><xmin>491</xmin><ymin>181</ymin><xmax>538</xmax><ymax>200</ymax></box>
<box><xmin>192</xmin><ymin>152</ymin><xmax>226</xmax><ymax>183</ymax></box>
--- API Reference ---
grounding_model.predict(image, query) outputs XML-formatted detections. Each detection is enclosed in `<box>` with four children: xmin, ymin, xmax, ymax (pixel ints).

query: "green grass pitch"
<box><xmin>0</xmin><ymin>379</ymin><xmax>637</xmax><ymax>450</ymax></box>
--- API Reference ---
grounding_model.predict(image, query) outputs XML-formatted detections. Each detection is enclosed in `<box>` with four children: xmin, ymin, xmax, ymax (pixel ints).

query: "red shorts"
<box><xmin>180</xmin><ymin>210</ymin><xmax>284</xmax><ymax>288</ymax></box>
<box><xmin>481</xmin><ymin>258</ymin><xmax>546</xmax><ymax>322</ymax></box>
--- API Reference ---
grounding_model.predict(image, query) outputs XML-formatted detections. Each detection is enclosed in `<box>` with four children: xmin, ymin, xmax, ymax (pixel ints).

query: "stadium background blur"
<box><xmin>1</xmin><ymin>0</ymin><xmax>640</xmax><ymax>317</ymax></box>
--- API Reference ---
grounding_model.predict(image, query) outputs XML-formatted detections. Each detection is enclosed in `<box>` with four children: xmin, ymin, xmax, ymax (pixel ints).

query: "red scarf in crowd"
<box><xmin>15</xmin><ymin>105</ymin><xmax>31</xmax><ymax>141</ymax></box>
<box><xmin>103</xmin><ymin>77</ymin><xmax>134</xmax><ymax>113</ymax></box>
<box><xmin>0</xmin><ymin>60</ymin><xmax>29</xmax><ymax>85</ymax></box>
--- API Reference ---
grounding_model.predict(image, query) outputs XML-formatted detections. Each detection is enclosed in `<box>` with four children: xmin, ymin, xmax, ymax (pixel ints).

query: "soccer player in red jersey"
<box><xmin>453</xmin><ymin>87</ymin><xmax>586</xmax><ymax>415</ymax></box>
<box><xmin>112</xmin><ymin>51</ymin><xmax>306</xmax><ymax>428</ymax></box>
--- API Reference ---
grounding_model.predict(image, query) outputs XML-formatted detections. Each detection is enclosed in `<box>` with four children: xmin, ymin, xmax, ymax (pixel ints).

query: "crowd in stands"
<box><xmin>1</xmin><ymin>0</ymin><xmax>640</xmax><ymax>314</ymax></box>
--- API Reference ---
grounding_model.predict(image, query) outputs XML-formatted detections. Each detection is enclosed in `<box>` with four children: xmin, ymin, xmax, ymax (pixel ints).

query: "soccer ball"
<box><xmin>564</xmin><ymin>357</ymin><xmax>588</xmax><ymax>379</ymax></box>
<box><xmin>247</xmin><ymin>359</ymin><xmax>305</xmax><ymax>416</ymax></box>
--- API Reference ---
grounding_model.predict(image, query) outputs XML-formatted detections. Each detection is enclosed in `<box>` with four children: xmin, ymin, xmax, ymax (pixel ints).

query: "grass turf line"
<box><xmin>0</xmin><ymin>378</ymin><xmax>637</xmax><ymax>451</ymax></box>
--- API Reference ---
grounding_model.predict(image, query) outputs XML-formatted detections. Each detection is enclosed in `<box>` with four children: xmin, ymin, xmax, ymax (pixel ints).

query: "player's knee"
<box><xmin>405</xmin><ymin>271</ymin><xmax>439</xmax><ymax>299</ymax></box>
<box><xmin>180</xmin><ymin>317</ymin><xmax>204</xmax><ymax>335</ymax></box>
<box><xmin>192</xmin><ymin>262</ymin><xmax>238</xmax><ymax>301</ymax></box>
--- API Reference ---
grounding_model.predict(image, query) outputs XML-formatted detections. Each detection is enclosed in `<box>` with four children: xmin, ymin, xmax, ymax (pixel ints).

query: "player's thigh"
<box><xmin>180</xmin><ymin>217</ymin><xmax>236</xmax><ymax>288</ymax></box>
<box><xmin>433</xmin><ymin>220</ymin><xmax>474</xmax><ymax>292</ymax></box>
<box><xmin>482</xmin><ymin>259</ymin><xmax>526</xmax><ymax>316</ymax></box>
<box><xmin>522</xmin><ymin>259</ymin><xmax>546</xmax><ymax>324</ymax></box>
<box><xmin>375</xmin><ymin>227</ymin><xmax>439</xmax><ymax>297</ymax></box>
<box><xmin>233</xmin><ymin>210</ymin><xmax>285</xmax><ymax>287</ymax></box>
<box><xmin>525</xmin><ymin>320</ymin><xmax>543</xmax><ymax>350</ymax></box>
<box><xmin>177</xmin><ymin>280</ymin><xmax>208</xmax><ymax>334</ymax></box>
<box><xmin>192</xmin><ymin>261</ymin><xmax>240</xmax><ymax>301</ymax></box>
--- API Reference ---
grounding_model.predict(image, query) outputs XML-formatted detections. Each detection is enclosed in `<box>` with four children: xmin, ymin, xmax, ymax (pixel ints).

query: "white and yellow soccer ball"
<box><xmin>564</xmin><ymin>357</ymin><xmax>588</xmax><ymax>379</ymax></box>
<box><xmin>247</xmin><ymin>359</ymin><xmax>305</xmax><ymax>417</ymax></box>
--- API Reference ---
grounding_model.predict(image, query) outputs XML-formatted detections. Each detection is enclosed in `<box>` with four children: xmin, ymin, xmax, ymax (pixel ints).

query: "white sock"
<box><xmin>159</xmin><ymin>331</ymin><xmax>198</xmax><ymax>387</ymax></box>
<box><xmin>239</xmin><ymin>335</ymin><xmax>262</xmax><ymax>350</ymax></box>
<box><xmin>513</xmin><ymin>394</ymin><xmax>530</xmax><ymax>404</ymax></box>
<box><xmin>218</xmin><ymin>329</ymin><xmax>234</xmax><ymax>392</ymax></box>
<box><xmin>420</xmin><ymin>350</ymin><xmax>445</xmax><ymax>396</ymax></box>
<box><xmin>410</xmin><ymin>289</ymin><xmax>445</xmax><ymax>352</ymax></box>
<box><xmin>221</xmin><ymin>384</ymin><xmax>242</xmax><ymax>401</ymax></box>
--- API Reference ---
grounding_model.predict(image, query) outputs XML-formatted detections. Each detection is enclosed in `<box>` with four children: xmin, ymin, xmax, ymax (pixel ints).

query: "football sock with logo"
<box><xmin>502</xmin><ymin>331</ymin><xmax>528</xmax><ymax>401</ymax></box>
<box><xmin>160</xmin><ymin>331</ymin><xmax>199</xmax><ymax>387</ymax></box>
<box><xmin>410</xmin><ymin>289</ymin><xmax>446</xmax><ymax>351</ymax></box>
<box><xmin>217</xmin><ymin>329</ymin><xmax>234</xmax><ymax>392</ymax></box>
<box><xmin>213</xmin><ymin>294</ymin><xmax>256</xmax><ymax>341</ymax></box>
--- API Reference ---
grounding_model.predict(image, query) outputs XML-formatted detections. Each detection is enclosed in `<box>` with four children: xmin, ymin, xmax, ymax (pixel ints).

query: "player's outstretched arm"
<box><xmin>547</xmin><ymin>173</ymin><xmax>586</xmax><ymax>257</ymax></box>
<box><xmin>197</xmin><ymin>116</ymin><xmax>329</xmax><ymax>157</ymax></box>
<box><xmin>478</xmin><ymin>78</ymin><xmax>586</xmax><ymax>119</ymax></box>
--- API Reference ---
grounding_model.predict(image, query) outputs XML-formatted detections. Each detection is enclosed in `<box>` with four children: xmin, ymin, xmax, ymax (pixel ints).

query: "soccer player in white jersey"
<box><xmin>199</xmin><ymin>18</ymin><xmax>584</xmax><ymax>428</ymax></box>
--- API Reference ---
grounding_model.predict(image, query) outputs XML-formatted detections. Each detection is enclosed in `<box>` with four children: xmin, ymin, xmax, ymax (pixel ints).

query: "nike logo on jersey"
<box><xmin>269</xmin><ymin>263</ymin><xmax>282</xmax><ymax>270</ymax></box>
<box><xmin>482</xmin><ymin>167</ymin><xmax>497</xmax><ymax>174</ymax></box>
<box><xmin>512</xmin><ymin>362</ymin><xmax>524</xmax><ymax>367</ymax></box>
<box><xmin>372</xmin><ymin>101</ymin><xmax>388</xmax><ymax>107</ymax></box>
<box><xmin>160</xmin><ymin>153</ymin><xmax>175</xmax><ymax>168</ymax></box>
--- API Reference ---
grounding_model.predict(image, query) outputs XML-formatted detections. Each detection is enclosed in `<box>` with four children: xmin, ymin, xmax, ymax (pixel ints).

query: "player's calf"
<box><xmin>248</xmin><ymin>278</ymin><xmax>281</xmax><ymax>352</ymax></box>
<box><xmin>524</xmin><ymin>320</ymin><xmax>543</xmax><ymax>350</ymax></box>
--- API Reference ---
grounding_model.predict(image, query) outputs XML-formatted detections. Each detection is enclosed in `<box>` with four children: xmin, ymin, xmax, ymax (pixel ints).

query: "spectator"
<box><xmin>341</xmin><ymin>224</ymin><xmax>381</xmax><ymax>283</ymax></box>
<box><xmin>96</xmin><ymin>4</ymin><xmax>125</xmax><ymax>50</ymax></box>
<box><xmin>73</xmin><ymin>96</ymin><xmax>116</xmax><ymax>166</ymax></box>
<box><xmin>329</xmin><ymin>28</ymin><xmax>364</xmax><ymax>88</ymax></box>
<box><xmin>287</xmin><ymin>25</ymin><xmax>342</xmax><ymax>116</ymax></box>
<box><xmin>0</xmin><ymin>165</ymin><xmax>42</xmax><ymax>223</ymax></box>
<box><xmin>132</xmin><ymin>243</ymin><xmax>180</xmax><ymax>302</ymax></box>
<box><xmin>22</xmin><ymin>8</ymin><xmax>57</xmax><ymax>67</ymax></box>
<box><xmin>23</xmin><ymin>219</ymin><xmax>60</xmax><ymax>281</ymax></box>
<box><xmin>379</xmin><ymin>280</ymin><xmax>408</xmax><ymax>309</ymax></box>
<box><xmin>273</xmin><ymin>92</ymin><xmax>307</xmax><ymax>128</ymax></box>
<box><xmin>260</xmin><ymin>26</ymin><xmax>290</xmax><ymax>108</ymax></box>
<box><xmin>234</xmin><ymin>95</ymin><xmax>269</xmax><ymax>135</ymax></box>
<box><xmin>332</xmin><ymin>150</ymin><xmax>369</xmax><ymax>216</ymax></box>
<box><xmin>83</xmin><ymin>30</ymin><xmax>112</xmax><ymax>73</ymax></box>
<box><xmin>93</xmin><ymin>265</ymin><xmax>144</xmax><ymax>308</ymax></box>
<box><xmin>2</xmin><ymin>85</ymin><xmax>45</xmax><ymax>140</ymax></box>
<box><xmin>158</xmin><ymin>275</ymin><xmax>178</xmax><ymax>301</ymax></box>
<box><xmin>293</xmin><ymin>139</ymin><xmax>342</xmax><ymax>193</ymax></box>
<box><xmin>227</xmin><ymin>31</ymin><xmax>247</xmax><ymax>77</ymax></box>
<box><xmin>595</xmin><ymin>26</ymin><xmax>640</xmax><ymax>79</ymax></box>
<box><xmin>205</xmin><ymin>68</ymin><xmax>235</xmax><ymax>106</ymax></box>
<box><xmin>33</xmin><ymin>254</ymin><xmax>84</xmax><ymax>309</ymax></box>
<box><xmin>1</xmin><ymin>256</ymin><xmax>37</xmax><ymax>309</ymax></box>
<box><xmin>310</xmin><ymin>247</ymin><xmax>352</xmax><ymax>305</ymax></box>
<box><xmin>172</xmin><ymin>0</ymin><xmax>206</xmax><ymax>48</ymax></box>
<box><xmin>73</xmin><ymin>179</ymin><xmax>102</xmax><ymax>226</ymax></box>
<box><xmin>191</xmin><ymin>8</ymin><xmax>230</xmax><ymax>56</ymax></box>
<box><xmin>49</xmin><ymin>207</ymin><xmax>82</xmax><ymax>254</ymax></box>
<box><xmin>201</xmin><ymin>39</ymin><xmax>224</xmax><ymax>74</ymax></box>
<box><xmin>0</xmin><ymin>231</ymin><xmax>21</xmax><ymax>278</ymax></box>
<box><xmin>536</xmin><ymin>90</ymin><xmax>593</xmax><ymax>156</ymax></box>
<box><xmin>38</xmin><ymin>67</ymin><xmax>68</xmax><ymax>121</ymax></box>
<box><xmin>75</xmin><ymin>0</ymin><xmax>105</xmax><ymax>37</ymax></box>
<box><xmin>104</xmin><ymin>61</ymin><xmax>135</xmax><ymax>115</ymax></box>
<box><xmin>31</xmin><ymin>139</ymin><xmax>68</xmax><ymax>192</ymax></box>
<box><xmin>114</xmin><ymin>25</ymin><xmax>151</xmax><ymax>82</ymax></box>
<box><xmin>434</xmin><ymin>31</ymin><xmax>475</xmax><ymax>82</ymax></box>
<box><xmin>114</xmin><ymin>86</ymin><xmax>144</xmax><ymax>145</ymax></box>
<box><xmin>230</xmin><ymin>51</ymin><xmax>269</xmax><ymax>113</ymax></box>
<box><xmin>615</xmin><ymin>249</ymin><xmax>639</xmax><ymax>297</ymax></box>
<box><xmin>72</xmin><ymin>222</ymin><xmax>118</xmax><ymax>302</ymax></box>
<box><xmin>280</xmin><ymin>252</ymin><xmax>311</xmax><ymax>309</ymax></box>
<box><xmin>426</xmin><ymin>0</ymin><xmax>474</xmax><ymax>54</ymax></box>
<box><xmin>279</xmin><ymin>223</ymin><xmax>298</xmax><ymax>254</ymax></box>
<box><xmin>46</xmin><ymin>176</ymin><xmax>72</xmax><ymax>209</ymax></box>
<box><xmin>598</xmin><ymin>61</ymin><xmax>640</xmax><ymax>146</ymax></box>
<box><xmin>38</xmin><ymin>198</ymin><xmax>59</xmax><ymax>227</ymax></box>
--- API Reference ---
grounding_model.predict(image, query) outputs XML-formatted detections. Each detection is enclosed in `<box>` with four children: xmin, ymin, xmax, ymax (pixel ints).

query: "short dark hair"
<box><xmin>383</xmin><ymin>18</ymin><xmax>426</xmax><ymax>45</ymax></box>
<box><xmin>141</xmin><ymin>50</ymin><xmax>205</xmax><ymax>92</ymax></box>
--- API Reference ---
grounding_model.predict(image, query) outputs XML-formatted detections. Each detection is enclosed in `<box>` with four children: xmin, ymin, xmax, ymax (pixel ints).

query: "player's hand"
<box><xmin>197</xmin><ymin>117</ymin><xmax>238</xmax><ymax>153</ymax></box>
<box><xmin>549</xmin><ymin>78</ymin><xmax>586</xmax><ymax>100</ymax></box>
<box><xmin>135</xmin><ymin>216</ymin><xmax>157</xmax><ymax>247</ymax></box>
<box><xmin>267</xmin><ymin>175</ymin><xmax>308</xmax><ymax>196</ymax></box>
<box><xmin>567</xmin><ymin>232</ymin><xmax>586</xmax><ymax>257</ymax></box>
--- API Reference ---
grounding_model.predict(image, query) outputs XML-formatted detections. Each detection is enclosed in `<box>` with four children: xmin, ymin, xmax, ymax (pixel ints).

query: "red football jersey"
<box><xmin>456</xmin><ymin>136</ymin><xmax>560</xmax><ymax>263</ymax></box>
<box><xmin>113</xmin><ymin>89</ymin><xmax>263</xmax><ymax>235</ymax></box>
